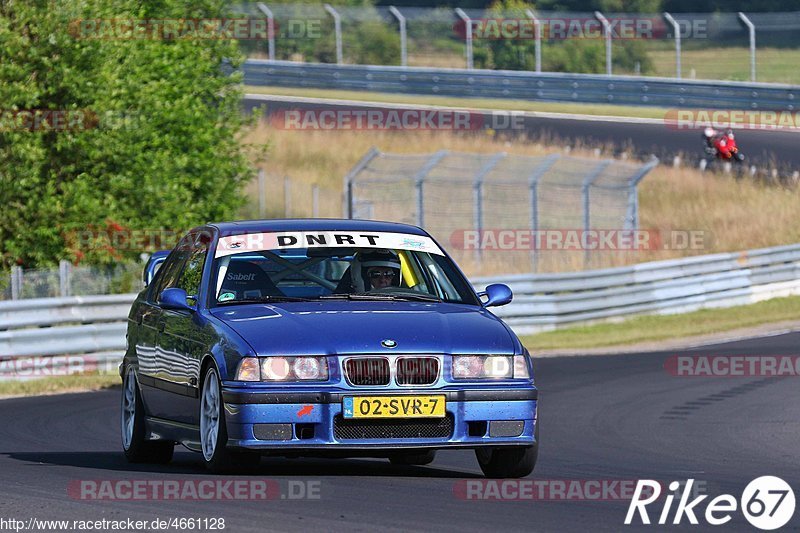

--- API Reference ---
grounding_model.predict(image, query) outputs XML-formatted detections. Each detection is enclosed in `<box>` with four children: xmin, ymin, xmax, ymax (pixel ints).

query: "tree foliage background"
<box><xmin>0</xmin><ymin>0</ymin><xmax>253</xmax><ymax>269</ymax></box>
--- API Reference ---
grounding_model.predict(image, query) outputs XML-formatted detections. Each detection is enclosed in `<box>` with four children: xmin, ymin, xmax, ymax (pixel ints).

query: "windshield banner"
<box><xmin>215</xmin><ymin>231</ymin><xmax>444</xmax><ymax>258</ymax></box>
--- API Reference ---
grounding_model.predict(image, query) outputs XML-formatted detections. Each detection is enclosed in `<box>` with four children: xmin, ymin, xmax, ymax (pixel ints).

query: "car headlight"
<box><xmin>452</xmin><ymin>355</ymin><xmax>529</xmax><ymax>379</ymax></box>
<box><xmin>262</xmin><ymin>356</ymin><xmax>328</xmax><ymax>381</ymax></box>
<box><xmin>235</xmin><ymin>356</ymin><xmax>329</xmax><ymax>382</ymax></box>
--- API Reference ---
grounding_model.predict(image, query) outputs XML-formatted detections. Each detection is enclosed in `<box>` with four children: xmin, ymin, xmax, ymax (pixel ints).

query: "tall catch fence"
<box><xmin>234</xmin><ymin>4</ymin><xmax>800</xmax><ymax>84</ymax></box>
<box><xmin>1</xmin><ymin>261</ymin><xmax>142</xmax><ymax>301</ymax></box>
<box><xmin>345</xmin><ymin>148</ymin><xmax>657</xmax><ymax>273</ymax></box>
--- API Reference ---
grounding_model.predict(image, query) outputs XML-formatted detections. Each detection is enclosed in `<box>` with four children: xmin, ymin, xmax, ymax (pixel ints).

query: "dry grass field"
<box><xmin>242</xmin><ymin>124</ymin><xmax>800</xmax><ymax>276</ymax></box>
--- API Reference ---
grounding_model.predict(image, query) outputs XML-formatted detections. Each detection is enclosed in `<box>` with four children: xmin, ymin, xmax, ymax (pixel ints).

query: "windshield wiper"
<box><xmin>216</xmin><ymin>295</ymin><xmax>313</xmax><ymax>305</ymax></box>
<box><xmin>318</xmin><ymin>292</ymin><xmax>442</xmax><ymax>303</ymax></box>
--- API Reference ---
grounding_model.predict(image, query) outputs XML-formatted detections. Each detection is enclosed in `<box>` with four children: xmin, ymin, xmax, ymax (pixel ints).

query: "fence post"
<box><xmin>312</xmin><ymin>184</ymin><xmax>320</xmax><ymax>217</ymax></box>
<box><xmin>256</xmin><ymin>3</ymin><xmax>276</xmax><ymax>61</ymax></box>
<box><xmin>389</xmin><ymin>6</ymin><xmax>407</xmax><ymax>67</ymax></box>
<box><xmin>258</xmin><ymin>168</ymin><xmax>266</xmax><ymax>218</ymax></box>
<box><xmin>625</xmin><ymin>158</ymin><xmax>659</xmax><ymax>231</ymax></box>
<box><xmin>59</xmin><ymin>260</ymin><xmax>72</xmax><ymax>297</ymax></box>
<box><xmin>455</xmin><ymin>8</ymin><xmax>473</xmax><ymax>70</ymax></box>
<box><xmin>528</xmin><ymin>154</ymin><xmax>560</xmax><ymax>271</ymax></box>
<box><xmin>663</xmin><ymin>12</ymin><xmax>681</xmax><ymax>79</ymax></box>
<box><xmin>471</xmin><ymin>153</ymin><xmax>506</xmax><ymax>265</ymax></box>
<box><xmin>284</xmin><ymin>175</ymin><xmax>291</xmax><ymax>217</ymax></box>
<box><xmin>342</xmin><ymin>147</ymin><xmax>381</xmax><ymax>218</ymax></box>
<box><xmin>412</xmin><ymin>150</ymin><xmax>448</xmax><ymax>227</ymax></box>
<box><xmin>525</xmin><ymin>9</ymin><xmax>542</xmax><ymax>73</ymax></box>
<box><xmin>10</xmin><ymin>266</ymin><xmax>22</xmax><ymax>300</ymax></box>
<box><xmin>324</xmin><ymin>4</ymin><xmax>343</xmax><ymax>65</ymax></box>
<box><xmin>594</xmin><ymin>11</ymin><xmax>612</xmax><ymax>75</ymax></box>
<box><xmin>738</xmin><ymin>12</ymin><xmax>756</xmax><ymax>82</ymax></box>
<box><xmin>583</xmin><ymin>160</ymin><xmax>612</xmax><ymax>267</ymax></box>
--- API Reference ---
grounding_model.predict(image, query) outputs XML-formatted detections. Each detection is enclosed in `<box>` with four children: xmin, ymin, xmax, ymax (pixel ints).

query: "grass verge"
<box><xmin>649</xmin><ymin>47</ymin><xmax>800</xmax><ymax>86</ymax></box>
<box><xmin>0</xmin><ymin>374</ymin><xmax>119</xmax><ymax>399</ymax></box>
<box><xmin>521</xmin><ymin>295</ymin><xmax>800</xmax><ymax>351</ymax></box>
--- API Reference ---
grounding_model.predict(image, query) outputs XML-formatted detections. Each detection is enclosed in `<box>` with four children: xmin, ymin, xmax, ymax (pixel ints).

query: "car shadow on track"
<box><xmin>3</xmin><ymin>451</ymin><xmax>483</xmax><ymax>478</ymax></box>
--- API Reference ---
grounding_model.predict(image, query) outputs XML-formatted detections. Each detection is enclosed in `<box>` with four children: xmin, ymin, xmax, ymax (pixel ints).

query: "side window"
<box><xmin>177</xmin><ymin>235</ymin><xmax>209</xmax><ymax>300</ymax></box>
<box><xmin>149</xmin><ymin>250</ymin><xmax>188</xmax><ymax>302</ymax></box>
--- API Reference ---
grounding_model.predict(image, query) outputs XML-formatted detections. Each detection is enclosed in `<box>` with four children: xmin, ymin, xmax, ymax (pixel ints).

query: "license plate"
<box><xmin>342</xmin><ymin>395</ymin><xmax>446</xmax><ymax>419</ymax></box>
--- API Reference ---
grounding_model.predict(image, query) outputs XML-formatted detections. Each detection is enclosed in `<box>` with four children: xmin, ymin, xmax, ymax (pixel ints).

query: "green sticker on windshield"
<box><xmin>218</xmin><ymin>292</ymin><xmax>235</xmax><ymax>302</ymax></box>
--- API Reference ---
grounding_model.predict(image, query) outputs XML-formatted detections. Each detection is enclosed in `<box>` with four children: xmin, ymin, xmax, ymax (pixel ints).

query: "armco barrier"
<box><xmin>0</xmin><ymin>295</ymin><xmax>134</xmax><ymax>380</ymax></box>
<box><xmin>243</xmin><ymin>60</ymin><xmax>800</xmax><ymax>111</ymax></box>
<box><xmin>1</xmin><ymin>243</ymin><xmax>800</xmax><ymax>379</ymax></box>
<box><xmin>474</xmin><ymin>243</ymin><xmax>800</xmax><ymax>333</ymax></box>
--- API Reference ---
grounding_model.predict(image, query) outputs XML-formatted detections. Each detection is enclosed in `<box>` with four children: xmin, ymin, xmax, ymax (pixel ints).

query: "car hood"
<box><xmin>210</xmin><ymin>301</ymin><xmax>516</xmax><ymax>355</ymax></box>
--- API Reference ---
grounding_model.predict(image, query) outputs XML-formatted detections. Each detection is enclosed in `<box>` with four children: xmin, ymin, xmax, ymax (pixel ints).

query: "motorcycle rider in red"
<box><xmin>702</xmin><ymin>127</ymin><xmax>736</xmax><ymax>159</ymax></box>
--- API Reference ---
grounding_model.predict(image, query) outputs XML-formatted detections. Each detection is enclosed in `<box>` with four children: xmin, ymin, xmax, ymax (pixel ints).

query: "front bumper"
<box><xmin>221</xmin><ymin>386</ymin><xmax>538</xmax><ymax>451</ymax></box>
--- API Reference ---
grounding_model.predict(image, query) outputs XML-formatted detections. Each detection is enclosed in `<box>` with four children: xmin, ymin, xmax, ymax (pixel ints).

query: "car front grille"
<box><xmin>396</xmin><ymin>357</ymin><xmax>439</xmax><ymax>385</ymax></box>
<box><xmin>333</xmin><ymin>414</ymin><xmax>454</xmax><ymax>440</ymax></box>
<box><xmin>344</xmin><ymin>358</ymin><xmax>390</xmax><ymax>386</ymax></box>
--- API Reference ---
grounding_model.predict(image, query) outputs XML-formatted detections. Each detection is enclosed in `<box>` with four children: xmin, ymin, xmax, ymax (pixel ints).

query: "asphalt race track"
<box><xmin>1</xmin><ymin>334</ymin><xmax>798</xmax><ymax>532</ymax></box>
<box><xmin>244</xmin><ymin>94</ymin><xmax>800</xmax><ymax>173</ymax></box>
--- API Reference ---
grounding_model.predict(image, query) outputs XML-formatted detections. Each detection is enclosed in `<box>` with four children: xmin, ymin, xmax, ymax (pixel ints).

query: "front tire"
<box><xmin>476</xmin><ymin>445</ymin><xmax>537</xmax><ymax>478</ymax></box>
<box><xmin>200</xmin><ymin>366</ymin><xmax>259</xmax><ymax>473</ymax></box>
<box><xmin>120</xmin><ymin>366</ymin><xmax>174</xmax><ymax>464</ymax></box>
<box><xmin>475</xmin><ymin>423</ymin><xmax>538</xmax><ymax>478</ymax></box>
<box><xmin>389</xmin><ymin>450</ymin><xmax>437</xmax><ymax>466</ymax></box>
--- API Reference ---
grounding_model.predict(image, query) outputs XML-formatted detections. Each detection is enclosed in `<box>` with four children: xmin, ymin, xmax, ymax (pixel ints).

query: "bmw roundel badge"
<box><xmin>381</xmin><ymin>339</ymin><xmax>397</xmax><ymax>348</ymax></box>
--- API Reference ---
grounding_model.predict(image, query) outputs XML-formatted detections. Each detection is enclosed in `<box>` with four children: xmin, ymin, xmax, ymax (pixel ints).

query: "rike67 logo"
<box><xmin>626</xmin><ymin>477</ymin><xmax>795</xmax><ymax>530</ymax></box>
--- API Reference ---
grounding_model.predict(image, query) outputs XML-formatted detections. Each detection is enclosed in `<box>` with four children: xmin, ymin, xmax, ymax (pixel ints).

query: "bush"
<box><xmin>0</xmin><ymin>0</ymin><xmax>254</xmax><ymax>268</ymax></box>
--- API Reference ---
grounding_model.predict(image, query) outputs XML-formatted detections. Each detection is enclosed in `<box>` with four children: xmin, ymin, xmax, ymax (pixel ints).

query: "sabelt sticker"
<box><xmin>215</xmin><ymin>231</ymin><xmax>444</xmax><ymax>258</ymax></box>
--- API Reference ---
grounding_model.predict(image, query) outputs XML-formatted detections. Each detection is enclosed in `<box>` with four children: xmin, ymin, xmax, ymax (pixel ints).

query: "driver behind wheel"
<box><xmin>351</xmin><ymin>250</ymin><xmax>401</xmax><ymax>291</ymax></box>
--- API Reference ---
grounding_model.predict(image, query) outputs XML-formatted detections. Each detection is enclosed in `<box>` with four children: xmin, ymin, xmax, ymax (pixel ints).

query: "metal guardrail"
<box><xmin>243</xmin><ymin>60</ymin><xmax>800</xmax><ymax>111</ymax></box>
<box><xmin>1</xmin><ymin>243</ymin><xmax>800</xmax><ymax>379</ymax></box>
<box><xmin>474</xmin><ymin>243</ymin><xmax>800</xmax><ymax>333</ymax></box>
<box><xmin>0</xmin><ymin>295</ymin><xmax>134</xmax><ymax>380</ymax></box>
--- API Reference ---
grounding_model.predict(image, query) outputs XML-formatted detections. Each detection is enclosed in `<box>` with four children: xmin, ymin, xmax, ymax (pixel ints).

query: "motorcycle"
<box><xmin>703</xmin><ymin>129</ymin><xmax>746</xmax><ymax>163</ymax></box>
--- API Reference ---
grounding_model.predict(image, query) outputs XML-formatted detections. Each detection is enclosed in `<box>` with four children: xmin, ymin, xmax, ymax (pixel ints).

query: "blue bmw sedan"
<box><xmin>121</xmin><ymin>219</ymin><xmax>539</xmax><ymax>478</ymax></box>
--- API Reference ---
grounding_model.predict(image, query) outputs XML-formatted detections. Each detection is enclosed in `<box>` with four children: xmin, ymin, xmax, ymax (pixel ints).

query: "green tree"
<box><xmin>0</xmin><ymin>0</ymin><xmax>253</xmax><ymax>268</ymax></box>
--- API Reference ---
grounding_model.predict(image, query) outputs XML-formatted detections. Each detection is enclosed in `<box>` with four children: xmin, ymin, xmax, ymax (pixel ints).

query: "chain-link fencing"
<box><xmin>232</xmin><ymin>3</ymin><xmax>800</xmax><ymax>84</ymax></box>
<box><xmin>1</xmin><ymin>261</ymin><xmax>143</xmax><ymax>301</ymax></box>
<box><xmin>345</xmin><ymin>148</ymin><xmax>657</xmax><ymax>273</ymax></box>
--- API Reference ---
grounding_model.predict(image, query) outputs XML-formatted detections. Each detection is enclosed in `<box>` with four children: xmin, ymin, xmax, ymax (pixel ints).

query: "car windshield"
<box><xmin>209</xmin><ymin>231</ymin><xmax>478</xmax><ymax>306</ymax></box>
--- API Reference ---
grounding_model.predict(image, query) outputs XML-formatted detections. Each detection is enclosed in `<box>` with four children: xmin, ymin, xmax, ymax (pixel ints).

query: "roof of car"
<box><xmin>208</xmin><ymin>218</ymin><xmax>429</xmax><ymax>237</ymax></box>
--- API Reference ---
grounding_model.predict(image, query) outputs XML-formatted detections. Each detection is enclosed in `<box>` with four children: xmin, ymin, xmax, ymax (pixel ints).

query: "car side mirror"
<box><xmin>159</xmin><ymin>287</ymin><xmax>195</xmax><ymax>312</ymax></box>
<box><xmin>479</xmin><ymin>283</ymin><xmax>513</xmax><ymax>307</ymax></box>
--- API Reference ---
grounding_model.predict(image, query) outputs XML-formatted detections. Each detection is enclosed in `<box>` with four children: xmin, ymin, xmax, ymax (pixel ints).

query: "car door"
<box><xmin>137</xmin><ymin>247</ymin><xmax>188</xmax><ymax>420</ymax></box>
<box><xmin>158</xmin><ymin>231</ymin><xmax>212</xmax><ymax>424</ymax></box>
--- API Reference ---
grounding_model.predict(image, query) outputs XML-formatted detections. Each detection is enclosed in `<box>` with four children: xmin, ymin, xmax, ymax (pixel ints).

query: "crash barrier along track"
<box><xmin>0</xmin><ymin>294</ymin><xmax>134</xmax><ymax>379</ymax></box>
<box><xmin>244</xmin><ymin>60</ymin><xmax>800</xmax><ymax>111</ymax></box>
<box><xmin>2</xmin><ymin>243</ymin><xmax>800</xmax><ymax>378</ymax></box>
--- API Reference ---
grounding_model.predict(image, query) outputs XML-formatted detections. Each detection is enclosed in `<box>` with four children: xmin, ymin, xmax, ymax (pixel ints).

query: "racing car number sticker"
<box><xmin>215</xmin><ymin>231</ymin><xmax>444</xmax><ymax>258</ymax></box>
